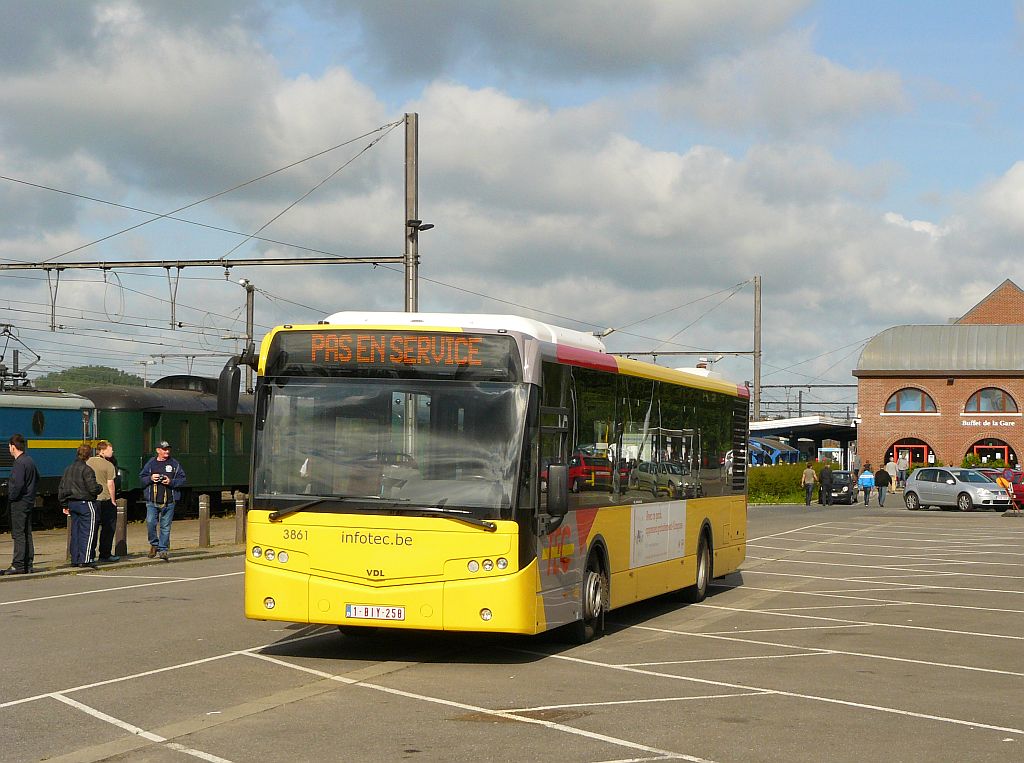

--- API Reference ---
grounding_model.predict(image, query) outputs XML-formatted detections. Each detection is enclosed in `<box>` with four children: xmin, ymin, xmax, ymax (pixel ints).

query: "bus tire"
<box><xmin>680</xmin><ymin>532</ymin><xmax>711</xmax><ymax>604</ymax></box>
<box><xmin>571</xmin><ymin>554</ymin><xmax>608</xmax><ymax>644</ymax></box>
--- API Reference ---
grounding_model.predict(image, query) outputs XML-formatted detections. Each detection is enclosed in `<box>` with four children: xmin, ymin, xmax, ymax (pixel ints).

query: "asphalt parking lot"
<box><xmin>1</xmin><ymin>504</ymin><xmax>1021</xmax><ymax>762</ymax></box>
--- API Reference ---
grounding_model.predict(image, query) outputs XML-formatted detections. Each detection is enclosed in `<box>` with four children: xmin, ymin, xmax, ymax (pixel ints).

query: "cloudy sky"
<box><xmin>1</xmin><ymin>1</ymin><xmax>1021</xmax><ymax>416</ymax></box>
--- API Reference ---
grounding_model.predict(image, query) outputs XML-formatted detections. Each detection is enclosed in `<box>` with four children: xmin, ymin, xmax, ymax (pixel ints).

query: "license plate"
<box><xmin>345</xmin><ymin>604</ymin><xmax>405</xmax><ymax>621</ymax></box>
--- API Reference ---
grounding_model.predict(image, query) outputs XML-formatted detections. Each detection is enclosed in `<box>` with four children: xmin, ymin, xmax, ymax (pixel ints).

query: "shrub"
<box><xmin>749</xmin><ymin>462</ymin><xmax>814</xmax><ymax>504</ymax></box>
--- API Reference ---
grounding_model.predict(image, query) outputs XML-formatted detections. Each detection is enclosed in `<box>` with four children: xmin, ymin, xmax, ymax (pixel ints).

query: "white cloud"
<box><xmin>660</xmin><ymin>30</ymin><xmax>906</xmax><ymax>136</ymax></box>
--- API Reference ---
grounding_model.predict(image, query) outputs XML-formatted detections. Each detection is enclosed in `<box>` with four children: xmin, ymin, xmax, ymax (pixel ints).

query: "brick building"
<box><xmin>854</xmin><ymin>280</ymin><xmax>1024</xmax><ymax>469</ymax></box>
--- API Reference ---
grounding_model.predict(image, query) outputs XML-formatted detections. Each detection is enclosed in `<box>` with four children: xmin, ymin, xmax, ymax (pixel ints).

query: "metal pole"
<box><xmin>114</xmin><ymin>498</ymin><xmax>127</xmax><ymax>557</ymax></box>
<box><xmin>234</xmin><ymin>491</ymin><xmax>246</xmax><ymax>544</ymax></box>
<box><xmin>404</xmin><ymin>112</ymin><xmax>419</xmax><ymax>313</ymax></box>
<box><xmin>752</xmin><ymin>275</ymin><xmax>762</xmax><ymax>422</ymax></box>
<box><xmin>199</xmin><ymin>494</ymin><xmax>211</xmax><ymax>548</ymax></box>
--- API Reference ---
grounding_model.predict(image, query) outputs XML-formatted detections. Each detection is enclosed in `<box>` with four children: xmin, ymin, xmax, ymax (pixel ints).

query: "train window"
<box><xmin>209</xmin><ymin>420</ymin><xmax>220</xmax><ymax>454</ymax></box>
<box><xmin>32</xmin><ymin>410</ymin><xmax>45</xmax><ymax>435</ymax></box>
<box><xmin>179</xmin><ymin>420</ymin><xmax>190</xmax><ymax>453</ymax></box>
<box><xmin>233</xmin><ymin>421</ymin><xmax>244</xmax><ymax>454</ymax></box>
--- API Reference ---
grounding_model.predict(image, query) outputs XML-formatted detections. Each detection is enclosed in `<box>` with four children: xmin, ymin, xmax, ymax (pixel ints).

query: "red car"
<box><xmin>978</xmin><ymin>468</ymin><xmax>1024</xmax><ymax>508</ymax></box>
<box><xmin>569</xmin><ymin>452</ymin><xmax>612</xmax><ymax>492</ymax></box>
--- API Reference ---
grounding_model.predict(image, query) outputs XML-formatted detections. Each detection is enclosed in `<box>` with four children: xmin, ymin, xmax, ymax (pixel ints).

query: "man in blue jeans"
<box><xmin>140</xmin><ymin>441</ymin><xmax>186</xmax><ymax>561</ymax></box>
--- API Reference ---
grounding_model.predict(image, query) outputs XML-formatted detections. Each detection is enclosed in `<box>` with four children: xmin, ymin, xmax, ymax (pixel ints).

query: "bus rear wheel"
<box><xmin>680</xmin><ymin>533</ymin><xmax>711</xmax><ymax>604</ymax></box>
<box><xmin>571</xmin><ymin>555</ymin><xmax>608</xmax><ymax>644</ymax></box>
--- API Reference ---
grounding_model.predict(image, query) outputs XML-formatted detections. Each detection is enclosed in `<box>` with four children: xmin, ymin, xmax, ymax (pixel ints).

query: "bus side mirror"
<box><xmin>217</xmin><ymin>357</ymin><xmax>241</xmax><ymax>418</ymax></box>
<box><xmin>547</xmin><ymin>464</ymin><xmax>569</xmax><ymax>516</ymax></box>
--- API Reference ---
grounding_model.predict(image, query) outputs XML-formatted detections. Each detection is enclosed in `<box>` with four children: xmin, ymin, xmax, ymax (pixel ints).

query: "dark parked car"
<box><xmin>819</xmin><ymin>469</ymin><xmax>859</xmax><ymax>505</ymax></box>
<box><xmin>903</xmin><ymin>467</ymin><xmax>1011</xmax><ymax>511</ymax></box>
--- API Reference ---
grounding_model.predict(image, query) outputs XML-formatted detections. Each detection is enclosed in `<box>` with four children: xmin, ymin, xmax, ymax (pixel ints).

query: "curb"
<box><xmin>0</xmin><ymin>546</ymin><xmax>246</xmax><ymax>581</ymax></box>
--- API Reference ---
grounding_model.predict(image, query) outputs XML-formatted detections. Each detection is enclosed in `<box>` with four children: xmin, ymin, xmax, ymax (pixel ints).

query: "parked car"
<box><xmin>569</xmin><ymin>452</ymin><xmax>612</xmax><ymax>492</ymax></box>
<box><xmin>819</xmin><ymin>469</ymin><xmax>859</xmax><ymax>505</ymax></box>
<box><xmin>628</xmin><ymin>460</ymin><xmax>699</xmax><ymax>497</ymax></box>
<box><xmin>977</xmin><ymin>468</ymin><xmax>1024</xmax><ymax>508</ymax></box>
<box><xmin>903</xmin><ymin>467</ymin><xmax>1011</xmax><ymax>511</ymax></box>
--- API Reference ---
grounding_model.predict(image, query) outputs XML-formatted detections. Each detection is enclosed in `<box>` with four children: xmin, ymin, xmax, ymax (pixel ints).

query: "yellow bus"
<box><xmin>234</xmin><ymin>312</ymin><xmax>748</xmax><ymax>642</ymax></box>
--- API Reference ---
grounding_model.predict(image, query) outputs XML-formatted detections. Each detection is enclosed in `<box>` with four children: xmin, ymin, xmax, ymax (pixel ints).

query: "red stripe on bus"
<box><xmin>556</xmin><ymin>345</ymin><xmax>619</xmax><ymax>373</ymax></box>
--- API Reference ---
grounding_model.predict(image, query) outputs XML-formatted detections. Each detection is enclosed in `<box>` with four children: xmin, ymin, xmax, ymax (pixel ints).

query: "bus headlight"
<box><xmin>264</xmin><ymin>549</ymin><xmax>276</xmax><ymax>561</ymax></box>
<box><xmin>277</xmin><ymin>551</ymin><xmax>289</xmax><ymax>563</ymax></box>
<box><xmin>496</xmin><ymin>557</ymin><xmax>508</xmax><ymax>570</ymax></box>
<box><xmin>251</xmin><ymin>546</ymin><xmax>263</xmax><ymax>558</ymax></box>
<box><xmin>467</xmin><ymin>560</ymin><xmax>480</xmax><ymax>573</ymax></box>
<box><xmin>482</xmin><ymin>559</ymin><xmax>494</xmax><ymax>571</ymax></box>
<box><xmin>264</xmin><ymin>597</ymin><xmax>276</xmax><ymax>610</ymax></box>
<box><xmin>479</xmin><ymin>608</ymin><xmax>492</xmax><ymax>621</ymax></box>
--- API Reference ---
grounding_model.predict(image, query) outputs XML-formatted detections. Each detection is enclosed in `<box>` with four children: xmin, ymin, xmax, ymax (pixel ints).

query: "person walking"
<box><xmin>58</xmin><ymin>443</ymin><xmax>103</xmax><ymax>569</ymax></box>
<box><xmin>87</xmin><ymin>440</ymin><xmax>119</xmax><ymax>563</ymax></box>
<box><xmin>2</xmin><ymin>434</ymin><xmax>40</xmax><ymax>575</ymax></box>
<box><xmin>801</xmin><ymin>462</ymin><xmax>817</xmax><ymax>507</ymax></box>
<box><xmin>896</xmin><ymin>452</ymin><xmax>910</xmax><ymax>488</ymax></box>
<box><xmin>858</xmin><ymin>465</ymin><xmax>875</xmax><ymax>507</ymax></box>
<box><xmin>820</xmin><ymin>463</ymin><xmax>834</xmax><ymax>505</ymax></box>
<box><xmin>885</xmin><ymin>459</ymin><xmax>898</xmax><ymax>491</ymax></box>
<box><xmin>140</xmin><ymin>440</ymin><xmax>186</xmax><ymax>561</ymax></box>
<box><xmin>874</xmin><ymin>464</ymin><xmax>892</xmax><ymax>507</ymax></box>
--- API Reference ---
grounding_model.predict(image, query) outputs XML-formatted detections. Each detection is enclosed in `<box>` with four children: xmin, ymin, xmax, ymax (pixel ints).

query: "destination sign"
<box><xmin>268</xmin><ymin>330</ymin><xmax>521</xmax><ymax>380</ymax></box>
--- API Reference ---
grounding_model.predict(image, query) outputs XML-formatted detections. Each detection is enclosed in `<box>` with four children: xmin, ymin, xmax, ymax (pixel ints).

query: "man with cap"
<box><xmin>140</xmin><ymin>440</ymin><xmax>186</xmax><ymax>561</ymax></box>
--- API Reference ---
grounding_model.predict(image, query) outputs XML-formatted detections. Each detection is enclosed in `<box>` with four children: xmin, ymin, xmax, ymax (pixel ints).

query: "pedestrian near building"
<box><xmin>858</xmin><ymin>465</ymin><xmax>875</xmax><ymax>507</ymax></box>
<box><xmin>896</xmin><ymin>452</ymin><xmax>910</xmax><ymax>488</ymax></box>
<box><xmin>852</xmin><ymin>453</ymin><xmax>862</xmax><ymax>479</ymax></box>
<box><xmin>58</xmin><ymin>443</ymin><xmax>102</xmax><ymax>569</ymax></box>
<box><xmin>2</xmin><ymin>434</ymin><xmax>40</xmax><ymax>575</ymax></box>
<box><xmin>885</xmin><ymin>459</ymin><xmax>898</xmax><ymax>490</ymax></box>
<box><xmin>801</xmin><ymin>462</ymin><xmax>817</xmax><ymax>507</ymax></box>
<box><xmin>87</xmin><ymin>440</ymin><xmax>119</xmax><ymax>563</ymax></box>
<box><xmin>820</xmin><ymin>463</ymin><xmax>834</xmax><ymax>505</ymax></box>
<box><xmin>874</xmin><ymin>465</ymin><xmax>892</xmax><ymax>507</ymax></box>
<box><xmin>141</xmin><ymin>440</ymin><xmax>186</xmax><ymax>561</ymax></box>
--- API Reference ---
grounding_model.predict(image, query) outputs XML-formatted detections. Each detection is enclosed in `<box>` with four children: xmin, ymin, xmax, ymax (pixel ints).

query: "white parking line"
<box><xmin>244</xmin><ymin>652</ymin><xmax>712</xmax><ymax>762</ymax></box>
<box><xmin>743</xmin><ymin>567</ymin><xmax>1024</xmax><ymax>594</ymax></box>
<box><xmin>694</xmin><ymin>602</ymin><xmax>1024</xmax><ymax>641</ymax></box>
<box><xmin>50</xmin><ymin>694</ymin><xmax>233</xmax><ymax>762</ymax></box>
<box><xmin>521</xmin><ymin>649</ymin><xmax>1024</xmax><ymax>737</ymax></box>
<box><xmin>619</xmin><ymin>653</ymin><xmax>829</xmax><ymax>667</ymax></box>
<box><xmin>0</xmin><ymin>571</ymin><xmax>243</xmax><ymax>607</ymax></box>
<box><xmin>746</xmin><ymin>554</ymin><xmax>1024</xmax><ymax>581</ymax></box>
<box><xmin>729</xmin><ymin>584</ymin><xmax>1024</xmax><ymax>615</ymax></box>
<box><xmin>505</xmin><ymin>692</ymin><xmax>772</xmax><ymax>713</ymax></box>
<box><xmin>749</xmin><ymin>542</ymin><xmax>1024</xmax><ymax>567</ymax></box>
<box><xmin>629</xmin><ymin>624</ymin><xmax>1024</xmax><ymax>679</ymax></box>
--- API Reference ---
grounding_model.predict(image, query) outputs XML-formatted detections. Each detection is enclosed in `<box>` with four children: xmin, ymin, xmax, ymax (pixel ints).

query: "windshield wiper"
<box><xmin>398</xmin><ymin>505</ymin><xmax>498</xmax><ymax>532</ymax></box>
<box><xmin>268</xmin><ymin>494</ymin><xmax>409</xmax><ymax>521</ymax></box>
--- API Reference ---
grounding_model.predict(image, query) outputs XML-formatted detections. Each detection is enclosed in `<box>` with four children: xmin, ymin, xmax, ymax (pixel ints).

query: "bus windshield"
<box><xmin>253</xmin><ymin>378</ymin><xmax>529</xmax><ymax>518</ymax></box>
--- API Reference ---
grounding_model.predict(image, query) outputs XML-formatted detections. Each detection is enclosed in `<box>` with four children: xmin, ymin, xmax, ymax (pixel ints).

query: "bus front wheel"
<box><xmin>571</xmin><ymin>555</ymin><xmax>608</xmax><ymax>644</ymax></box>
<box><xmin>680</xmin><ymin>533</ymin><xmax>711</xmax><ymax>604</ymax></box>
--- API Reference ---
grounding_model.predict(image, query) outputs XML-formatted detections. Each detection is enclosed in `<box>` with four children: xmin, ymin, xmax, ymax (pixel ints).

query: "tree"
<box><xmin>32</xmin><ymin>366</ymin><xmax>144</xmax><ymax>393</ymax></box>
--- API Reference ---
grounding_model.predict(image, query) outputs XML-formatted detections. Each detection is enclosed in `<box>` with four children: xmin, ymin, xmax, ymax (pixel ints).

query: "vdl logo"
<box><xmin>366</xmin><ymin>568</ymin><xmax>385</xmax><ymax>577</ymax></box>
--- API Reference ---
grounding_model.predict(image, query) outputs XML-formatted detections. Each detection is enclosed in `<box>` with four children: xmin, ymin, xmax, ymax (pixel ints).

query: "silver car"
<box><xmin>903</xmin><ymin>467</ymin><xmax>1011</xmax><ymax>511</ymax></box>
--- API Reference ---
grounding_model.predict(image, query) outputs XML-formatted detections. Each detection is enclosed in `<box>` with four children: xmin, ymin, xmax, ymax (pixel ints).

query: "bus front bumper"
<box><xmin>245</xmin><ymin>558</ymin><xmax>544</xmax><ymax>635</ymax></box>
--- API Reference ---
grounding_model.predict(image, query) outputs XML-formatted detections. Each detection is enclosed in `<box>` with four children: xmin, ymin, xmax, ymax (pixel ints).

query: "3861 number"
<box><xmin>283</xmin><ymin>529</ymin><xmax>308</xmax><ymax>541</ymax></box>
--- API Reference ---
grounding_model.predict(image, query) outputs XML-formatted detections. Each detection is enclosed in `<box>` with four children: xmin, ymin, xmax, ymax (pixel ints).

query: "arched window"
<box><xmin>884</xmin><ymin>388</ymin><xmax>936</xmax><ymax>413</ymax></box>
<box><xmin>965</xmin><ymin>387</ymin><xmax>1018</xmax><ymax>413</ymax></box>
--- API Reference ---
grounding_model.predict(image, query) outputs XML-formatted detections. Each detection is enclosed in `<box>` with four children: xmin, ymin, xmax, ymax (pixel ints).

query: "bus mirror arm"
<box><xmin>547</xmin><ymin>464</ymin><xmax>569</xmax><ymax>518</ymax></box>
<box><xmin>217</xmin><ymin>357</ymin><xmax>241</xmax><ymax>418</ymax></box>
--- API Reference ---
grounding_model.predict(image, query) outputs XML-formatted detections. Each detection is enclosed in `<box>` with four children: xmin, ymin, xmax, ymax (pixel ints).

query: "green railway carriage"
<box><xmin>79</xmin><ymin>376</ymin><xmax>254</xmax><ymax>516</ymax></box>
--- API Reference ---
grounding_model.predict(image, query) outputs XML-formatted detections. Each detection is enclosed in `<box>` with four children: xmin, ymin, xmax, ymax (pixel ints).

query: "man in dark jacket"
<box><xmin>58</xmin><ymin>443</ymin><xmax>103</xmax><ymax>569</ymax></box>
<box><xmin>140</xmin><ymin>441</ymin><xmax>186</xmax><ymax>561</ymax></box>
<box><xmin>874</xmin><ymin>464</ymin><xmax>893</xmax><ymax>508</ymax></box>
<box><xmin>3</xmin><ymin>434</ymin><xmax>40</xmax><ymax>575</ymax></box>
<box><xmin>819</xmin><ymin>463</ymin><xmax>834</xmax><ymax>506</ymax></box>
